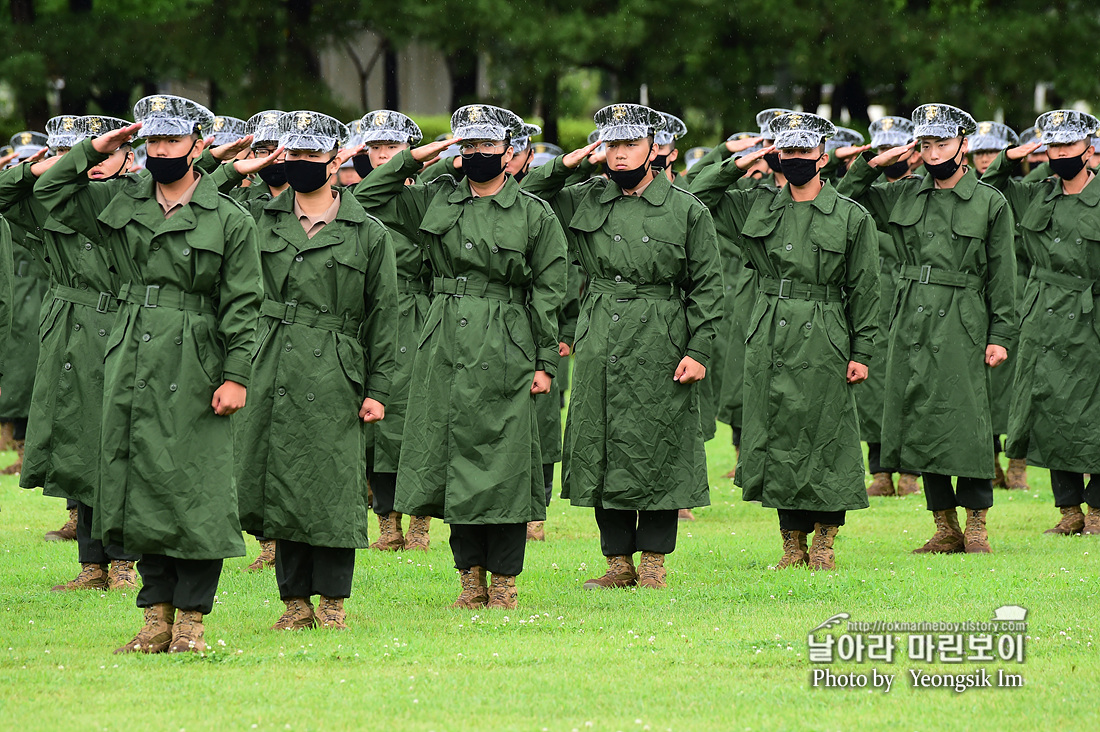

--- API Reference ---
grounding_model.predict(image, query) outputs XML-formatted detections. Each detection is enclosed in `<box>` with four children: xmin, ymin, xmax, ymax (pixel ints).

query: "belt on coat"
<box><xmin>587</xmin><ymin>277</ymin><xmax>682</xmax><ymax>300</ymax></box>
<box><xmin>398</xmin><ymin>279</ymin><xmax>430</xmax><ymax>295</ymax></box>
<box><xmin>117</xmin><ymin>282</ymin><xmax>215</xmax><ymax>314</ymax></box>
<box><xmin>899</xmin><ymin>264</ymin><xmax>984</xmax><ymax>290</ymax></box>
<box><xmin>432</xmin><ymin>275</ymin><xmax>525</xmax><ymax>303</ymax></box>
<box><xmin>50</xmin><ymin>283</ymin><xmax>119</xmax><ymax>313</ymax></box>
<box><xmin>1030</xmin><ymin>265</ymin><xmax>1097</xmax><ymax>314</ymax></box>
<box><xmin>260</xmin><ymin>298</ymin><xmax>363</xmax><ymax>337</ymax></box>
<box><xmin>757</xmin><ymin>276</ymin><xmax>843</xmax><ymax>303</ymax></box>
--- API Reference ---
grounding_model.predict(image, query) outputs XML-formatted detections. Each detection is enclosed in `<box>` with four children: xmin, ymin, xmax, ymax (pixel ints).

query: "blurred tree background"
<box><xmin>2</xmin><ymin>0</ymin><xmax>1098</xmax><ymax>152</ymax></box>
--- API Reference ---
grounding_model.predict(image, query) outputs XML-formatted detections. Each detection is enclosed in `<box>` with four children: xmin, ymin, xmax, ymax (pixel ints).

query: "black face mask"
<box><xmin>462</xmin><ymin>151</ymin><xmax>506</xmax><ymax>183</ymax></box>
<box><xmin>652</xmin><ymin>153</ymin><xmax>669</xmax><ymax>170</ymax></box>
<box><xmin>605</xmin><ymin>160</ymin><xmax>652</xmax><ymax>190</ymax></box>
<box><xmin>96</xmin><ymin>152</ymin><xmax>130</xmax><ymax>181</ymax></box>
<box><xmin>1048</xmin><ymin>151</ymin><xmax>1089</xmax><ymax>180</ymax></box>
<box><xmin>883</xmin><ymin>160</ymin><xmax>911</xmax><ymax>179</ymax></box>
<box><xmin>258</xmin><ymin>162</ymin><xmax>287</xmax><ymax>188</ymax></box>
<box><xmin>779</xmin><ymin>156</ymin><xmax>822</xmax><ymax>187</ymax></box>
<box><xmin>352</xmin><ymin>155</ymin><xmax>373</xmax><ymax>178</ymax></box>
<box><xmin>764</xmin><ymin>151</ymin><xmax>783</xmax><ymax>173</ymax></box>
<box><xmin>145</xmin><ymin>141</ymin><xmax>196</xmax><ymax>184</ymax></box>
<box><xmin>284</xmin><ymin>158</ymin><xmax>332</xmax><ymax>193</ymax></box>
<box><xmin>925</xmin><ymin>139</ymin><xmax>965</xmax><ymax>180</ymax></box>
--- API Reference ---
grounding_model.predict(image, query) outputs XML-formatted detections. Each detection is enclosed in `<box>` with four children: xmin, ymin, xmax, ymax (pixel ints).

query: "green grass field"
<box><xmin>1</xmin><ymin>427</ymin><xmax>1096</xmax><ymax>731</ymax></box>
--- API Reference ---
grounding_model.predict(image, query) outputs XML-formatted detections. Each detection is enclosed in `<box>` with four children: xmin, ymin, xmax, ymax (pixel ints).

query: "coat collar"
<box><xmin>598</xmin><ymin>170</ymin><xmax>672</xmax><ymax>206</ymax></box>
<box><xmin>263</xmin><ymin>187</ymin><xmax>369</xmax><ymax>252</ymax></box>
<box><xmin>447</xmin><ymin>174</ymin><xmax>521</xmax><ymax>208</ymax></box>
<box><xmin>916</xmin><ymin>166</ymin><xmax>979</xmax><ymax>200</ymax></box>
<box><xmin>769</xmin><ymin>179</ymin><xmax>838</xmax><ymax>214</ymax></box>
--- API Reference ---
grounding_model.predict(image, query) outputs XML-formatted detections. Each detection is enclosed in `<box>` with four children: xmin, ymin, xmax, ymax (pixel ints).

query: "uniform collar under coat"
<box><xmin>98</xmin><ymin>169</ymin><xmax>220</xmax><ymax>233</ymax></box>
<box><xmin>769</xmin><ymin>178</ymin><xmax>839</xmax><ymax>214</ymax></box>
<box><xmin>598</xmin><ymin>170</ymin><xmax>673</xmax><ymax>206</ymax></box>
<box><xmin>1038</xmin><ymin>169</ymin><xmax>1100</xmax><ymax>207</ymax></box>
<box><xmin>447</xmin><ymin>173</ymin><xmax>522</xmax><ymax>208</ymax></box>
<box><xmin>262</xmin><ymin>185</ymin><xmax>370</xmax><ymax>252</ymax></box>
<box><xmin>915</xmin><ymin>165</ymin><xmax>979</xmax><ymax>200</ymax></box>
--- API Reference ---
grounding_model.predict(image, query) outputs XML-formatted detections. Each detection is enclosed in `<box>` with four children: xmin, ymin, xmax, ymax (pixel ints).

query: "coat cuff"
<box><xmin>222</xmin><ymin>356</ymin><xmax>252</xmax><ymax>388</ymax></box>
<box><xmin>686</xmin><ymin>347</ymin><xmax>710</xmax><ymax>368</ymax></box>
<box><xmin>367</xmin><ymin>377</ymin><xmax>391</xmax><ymax>403</ymax></box>
<box><xmin>851</xmin><ymin>337</ymin><xmax>875</xmax><ymax>363</ymax></box>
<box><xmin>987</xmin><ymin>326</ymin><xmax>1015</xmax><ymax>349</ymax></box>
<box><xmin>536</xmin><ymin>348</ymin><xmax>559</xmax><ymax>377</ymax></box>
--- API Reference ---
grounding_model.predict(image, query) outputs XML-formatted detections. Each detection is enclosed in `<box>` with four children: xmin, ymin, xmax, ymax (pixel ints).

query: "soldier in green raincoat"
<box><xmin>839</xmin><ymin>103</ymin><xmax>1016</xmax><ymax>555</ymax></box>
<box><xmin>35</xmin><ymin>95</ymin><xmax>263</xmax><ymax>655</ymax></box>
<box><xmin>355</xmin><ymin>104</ymin><xmax>567</xmax><ymax>610</ymax></box>
<box><xmin>0</xmin><ymin>215</ymin><xmax>12</xmax><ymax>412</ymax></box>
<box><xmin>524</xmin><ymin>104</ymin><xmax>723</xmax><ymax>590</ymax></box>
<box><xmin>3</xmin><ymin>115</ymin><xmax>142</xmax><ymax>592</ymax></box>
<box><xmin>233</xmin><ymin>111</ymin><xmax>397</xmax><ymax>631</ymax></box>
<box><xmin>982</xmin><ymin>110</ymin><xmax>1100</xmax><ymax>535</ymax></box>
<box><xmin>691</xmin><ymin>112</ymin><xmax>879</xmax><ymax>571</ymax></box>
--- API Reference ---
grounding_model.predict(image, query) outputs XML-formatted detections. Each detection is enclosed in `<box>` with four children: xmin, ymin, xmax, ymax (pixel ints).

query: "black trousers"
<box><xmin>922</xmin><ymin>473</ymin><xmax>993</xmax><ymax>511</ymax></box>
<box><xmin>11</xmin><ymin>418</ymin><xmax>27</xmax><ymax>440</ymax></box>
<box><xmin>76</xmin><ymin>501</ymin><xmax>138</xmax><ymax>565</ymax></box>
<box><xmin>136</xmin><ymin>554</ymin><xmax>223</xmax><ymax>614</ymax></box>
<box><xmin>731</xmin><ymin>427</ymin><xmax>742</xmax><ymax>448</ymax></box>
<box><xmin>275</xmin><ymin>539</ymin><xmax>355</xmax><ymax>599</ymax></box>
<box><xmin>449</xmin><ymin>523</ymin><xmax>527</xmax><ymax>576</ymax></box>
<box><xmin>1050</xmin><ymin>470</ymin><xmax>1100</xmax><ymax>508</ymax></box>
<box><xmin>993</xmin><ymin>434</ymin><xmax>1003</xmax><ymax>454</ymax></box>
<box><xmin>594</xmin><ymin>507</ymin><xmax>678</xmax><ymax>556</ymax></box>
<box><xmin>867</xmin><ymin>443</ymin><xmax>919</xmax><ymax>476</ymax></box>
<box><xmin>542</xmin><ymin>463</ymin><xmax>555</xmax><ymax>507</ymax></box>
<box><xmin>370</xmin><ymin>471</ymin><xmax>397</xmax><ymax>516</ymax></box>
<box><xmin>777</xmin><ymin>509</ymin><xmax>847</xmax><ymax>533</ymax></box>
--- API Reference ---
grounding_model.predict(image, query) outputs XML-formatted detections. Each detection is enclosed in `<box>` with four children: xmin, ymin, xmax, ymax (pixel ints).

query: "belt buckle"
<box><xmin>919</xmin><ymin>265</ymin><xmax>931</xmax><ymax>285</ymax></box>
<box><xmin>454</xmin><ymin>276</ymin><xmax>467</xmax><ymax>297</ymax></box>
<box><xmin>282</xmin><ymin>300</ymin><xmax>298</xmax><ymax>325</ymax></box>
<box><xmin>96</xmin><ymin>292</ymin><xmax>112</xmax><ymax>313</ymax></box>
<box><xmin>777</xmin><ymin>278</ymin><xmax>792</xmax><ymax>299</ymax></box>
<box><xmin>143</xmin><ymin>284</ymin><xmax>160</xmax><ymax>308</ymax></box>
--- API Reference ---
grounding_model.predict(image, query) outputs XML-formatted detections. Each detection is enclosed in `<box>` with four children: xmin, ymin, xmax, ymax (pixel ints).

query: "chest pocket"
<box><xmin>419</xmin><ymin>196</ymin><xmax>462</xmax><ymax>238</ymax></box>
<box><xmin>42</xmin><ymin>217</ymin><xmax>77</xmax><ymax>237</ymax></box>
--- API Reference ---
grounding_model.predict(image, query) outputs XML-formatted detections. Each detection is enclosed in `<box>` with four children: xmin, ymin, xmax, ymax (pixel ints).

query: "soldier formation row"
<box><xmin>0</xmin><ymin>92</ymin><xmax>1095</xmax><ymax>655</ymax></box>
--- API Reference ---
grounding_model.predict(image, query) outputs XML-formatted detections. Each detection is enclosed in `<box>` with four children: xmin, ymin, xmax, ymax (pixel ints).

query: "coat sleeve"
<box><xmin>846</xmin><ymin>210</ymin><xmax>882</xmax><ymax>364</ymax></box>
<box><xmin>984</xmin><ymin>195</ymin><xmax>1017</xmax><ymax>349</ymax></box>
<box><xmin>836</xmin><ymin>155</ymin><xmax>893</xmax><ymax>206</ymax></box>
<box><xmin>32</xmin><ymin>138</ymin><xmax>125</xmax><ymax>247</ymax></box>
<box><xmin>0</xmin><ymin>163</ymin><xmax>45</xmax><ymax>244</ymax></box>
<box><xmin>209</xmin><ymin>162</ymin><xmax>249</xmax><ymax>195</ymax></box>
<box><xmin>687</xmin><ymin>155</ymin><xmax>756</xmax><ymax>242</ymax></box>
<box><xmin>0</xmin><ymin>217</ymin><xmax>12</xmax><ymax>380</ymax></box>
<box><xmin>215</xmin><ymin>208</ymin><xmax>264</xmax><ymax>387</ymax></box>
<box><xmin>527</xmin><ymin>202</ymin><xmax>569</xmax><ymax>376</ymax></box>
<box><xmin>352</xmin><ymin>149</ymin><xmax>431</xmax><ymax>242</ymax></box>
<box><xmin>683</xmin><ymin>144</ymin><xmax>733</xmax><ymax>185</ymax></box>
<box><xmin>521</xmin><ymin>156</ymin><xmax>586</xmax><ymax>263</ymax></box>
<box><xmin>362</xmin><ymin>219</ymin><xmax>399</xmax><ymax>403</ymax></box>
<box><xmin>980</xmin><ymin>150</ymin><xmax>1042</xmax><ymax>215</ymax></box>
<box><xmin>682</xmin><ymin>203</ymin><xmax>724</xmax><ymax>367</ymax></box>
<box><xmin>557</xmin><ymin>263</ymin><xmax>582</xmax><ymax>345</ymax></box>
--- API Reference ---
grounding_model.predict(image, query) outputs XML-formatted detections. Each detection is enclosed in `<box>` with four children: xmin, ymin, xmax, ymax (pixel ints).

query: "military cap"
<box><xmin>772</xmin><ymin>112</ymin><xmax>836</xmax><ymax>150</ymax></box>
<box><xmin>450</xmin><ymin>104</ymin><xmax>523</xmax><ymax>141</ymax></box>
<box><xmin>345</xmin><ymin>118</ymin><xmax>366</xmax><ymax>148</ymax></box>
<box><xmin>360</xmin><ymin>109</ymin><xmax>424</xmax><ymax>146</ymax></box>
<box><xmin>0</xmin><ymin>145</ymin><xmax>12</xmax><ymax>157</ymax></box>
<box><xmin>277</xmin><ymin>111</ymin><xmax>349</xmax><ymax>152</ymax></box>
<box><xmin>726</xmin><ymin>131</ymin><xmax>764</xmax><ymax>156</ymax></box>
<box><xmin>439</xmin><ymin>143</ymin><xmax>461</xmax><ymax>160</ymax></box>
<box><xmin>46</xmin><ymin>116</ymin><xmax>83</xmax><ymax>151</ymax></box>
<box><xmin>81</xmin><ymin>116</ymin><xmax>133</xmax><ymax>147</ymax></box>
<box><xmin>10</xmin><ymin>130</ymin><xmax>47</xmax><ymax>160</ymax></box>
<box><xmin>825</xmin><ymin>126</ymin><xmax>865</xmax><ymax>153</ymax></box>
<box><xmin>512</xmin><ymin>123</ymin><xmax>542</xmax><ymax>153</ymax></box>
<box><xmin>756</xmin><ymin>108</ymin><xmax>792</xmax><ymax>140</ymax></box>
<box><xmin>210</xmin><ymin>115</ymin><xmax>248</xmax><ymax>146</ymax></box>
<box><xmin>587</xmin><ymin>129</ymin><xmax>600</xmax><ymax>145</ymax></box>
<box><xmin>1036</xmin><ymin>109</ymin><xmax>1100</xmax><ymax>145</ymax></box>
<box><xmin>246</xmin><ymin>110</ymin><xmax>285</xmax><ymax>147</ymax></box>
<box><xmin>967</xmin><ymin>121</ymin><xmax>1018</xmax><ymax>152</ymax></box>
<box><xmin>869</xmin><ymin>116</ymin><xmax>914</xmax><ymax>149</ymax></box>
<box><xmin>133</xmin><ymin>94</ymin><xmax>214</xmax><ymax>138</ymax></box>
<box><xmin>912</xmin><ymin>104</ymin><xmax>977</xmax><ymax>139</ymax></box>
<box><xmin>654</xmin><ymin>113</ymin><xmax>687</xmax><ymax>146</ymax></box>
<box><xmin>132</xmin><ymin>143</ymin><xmax>147</xmax><ymax>170</ymax></box>
<box><xmin>593</xmin><ymin>104</ymin><xmax>666</xmax><ymax>143</ymax></box>
<box><xmin>1018</xmin><ymin>125</ymin><xmax>1047</xmax><ymax>153</ymax></box>
<box><xmin>531</xmin><ymin>141</ymin><xmax>563</xmax><ymax>168</ymax></box>
<box><xmin>683</xmin><ymin>146</ymin><xmax>711</xmax><ymax>171</ymax></box>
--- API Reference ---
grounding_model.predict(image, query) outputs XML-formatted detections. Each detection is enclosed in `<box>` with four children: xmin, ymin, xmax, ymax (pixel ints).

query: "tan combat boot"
<box><xmin>487</xmin><ymin>574</ymin><xmax>518</xmax><ymax>609</ymax></box>
<box><xmin>452</xmin><ymin>566</ymin><xmax>489</xmax><ymax>608</ymax></box>
<box><xmin>114</xmin><ymin>603</ymin><xmax>175</xmax><ymax>654</ymax></box>
<box><xmin>637</xmin><ymin>552</ymin><xmax>667</xmax><ymax>589</ymax></box>
<box><xmin>808</xmin><ymin>524</ymin><xmax>840</xmax><ymax>571</ymax></box>
<box><xmin>107</xmin><ymin>560</ymin><xmax>138</xmax><ymax>590</ymax></box>
<box><xmin>912</xmin><ymin>509</ymin><xmax>965</xmax><ymax>554</ymax></box>
<box><xmin>0</xmin><ymin>421</ymin><xmax>13</xmax><ymax>451</ymax></box>
<box><xmin>1005</xmin><ymin>459</ymin><xmax>1029</xmax><ymax>490</ymax></box>
<box><xmin>44</xmin><ymin>506</ymin><xmax>78</xmax><ymax>542</ymax></box>
<box><xmin>964</xmin><ymin>509</ymin><xmax>992</xmax><ymax>554</ymax></box>
<box><xmin>168</xmin><ymin>610</ymin><xmax>206</xmax><ymax>653</ymax></box>
<box><xmin>51</xmin><ymin>563</ymin><xmax>108</xmax><ymax>592</ymax></box>
<box><xmin>896</xmin><ymin>474</ymin><xmax>921</xmax><ymax>496</ymax></box>
<box><xmin>678</xmin><ymin>508</ymin><xmax>696</xmax><ymax>521</ymax></box>
<box><xmin>526</xmin><ymin>521</ymin><xmax>546</xmax><ymax>542</ymax></box>
<box><xmin>0</xmin><ymin>440</ymin><xmax>24</xmax><ymax>475</ymax></box>
<box><xmin>244</xmin><ymin>539</ymin><xmax>276</xmax><ymax>572</ymax></box>
<box><xmin>867</xmin><ymin>473</ymin><xmax>895</xmax><ymax>497</ymax></box>
<box><xmin>317</xmin><ymin>597</ymin><xmax>347</xmax><ymax>629</ymax></box>
<box><xmin>582</xmin><ymin>555</ymin><xmax>638</xmax><ymax>590</ymax></box>
<box><xmin>271</xmin><ymin>597</ymin><xmax>316</xmax><ymax>630</ymax></box>
<box><xmin>772</xmin><ymin>529</ymin><xmax>809</xmax><ymax>569</ymax></box>
<box><xmin>369</xmin><ymin>512</ymin><xmax>404</xmax><ymax>551</ymax></box>
<box><xmin>1044</xmin><ymin>505</ymin><xmax>1084</xmax><ymax>535</ymax></box>
<box><xmin>992</xmin><ymin>457</ymin><xmax>1006</xmax><ymax>488</ymax></box>
<box><xmin>404</xmin><ymin>515</ymin><xmax>431</xmax><ymax>550</ymax></box>
<box><xmin>1083</xmin><ymin>506</ymin><xmax>1100</xmax><ymax>535</ymax></box>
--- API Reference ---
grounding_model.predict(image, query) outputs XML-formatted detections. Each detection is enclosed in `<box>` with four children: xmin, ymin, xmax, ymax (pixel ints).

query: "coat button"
<box><xmin>152</xmin><ymin>243</ymin><xmax>160</xmax><ymax>251</ymax></box>
<box><xmin>314</xmin><ymin>349</ymin><xmax>322</xmax><ymax>357</ymax></box>
<box><xmin>779</xmin><ymin>319</ymin><xmax>787</xmax><ymax>326</ymax></box>
<box><xmin>399</xmin><ymin>346</ymin><xmax>407</xmax><ymax>353</ymax></box>
<box><xmin>612</xmin><ymin>314</ymin><xmax>619</xmax><ymax>321</ymax></box>
<box><xmin>804</xmin><ymin>322</ymin><xmax>812</xmax><ymax>330</ymax></box>
<box><xmin>932</xmin><ymin>346</ymin><xmax>939</xmax><ymax>353</ymax></box>
<box><xmin>481</xmin><ymin>362</ymin><xmax>489</xmax><ymax>370</ymax></box>
<box><xmin>182</xmin><ymin>248</ymin><xmax>190</xmax><ymax>255</ymax></box>
<box><xmin>640</xmin><ymin>315</ymin><xmax>647</xmax><ymax>322</ymax></box>
<box><xmin>1047</xmin><ymin>308</ymin><xmax>1054</xmax><ymax>315</ymax></box>
<box><xmin>84</xmin><ymin>242</ymin><xmax>92</xmax><ymax>250</ymax></box>
<box><xmin>775</xmin><ymin>361</ymin><xmax>783</xmax><ymax>368</ymax></box>
<box><xmin>491</xmin><ymin>246</ymin><xmax>499</xmax><ymax>253</ymax></box>
<box><xmin>609</xmin><ymin>355</ymin><xmax>618</xmax><ymax>363</ymax></box>
<box><xmin>938</xmin><ymin>310</ymin><xmax>946</xmax><ymax>316</ymax></box>
<box><xmin>914</xmin><ymin>344</ymin><xmax>921</xmax><ymax>351</ymax></box>
<box><xmin>73</xmin><ymin>324</ymin><xmax>81</xmax><ymax>331</ymax></box>
<box><xmin>278</xmin><ymin>387</ymin><xmax>286</xmax><ymax>396</ymax></box>
<box><xmin>64</xmin><ymin>362</ymin><xmax>72</xmax><ymax>370</ymax></box>
<box><xmin>79</xmin><ymin>283</ymin><xmax>89</xmax><ymax>290</ymax></box>
<box><xmin>285</xmin><ymin>343</ymin><xmax>292</xmax><ymax>351</ymax></box>
<box><xmin>306</xmin><ymin>392</ymin><xmax>315</xmax><ymax>401</ymax></box>
<box><xmin>1054</xmin><ymin>237</ymin><xmax>1061</xmax><ymax>243</ymax></box>
<box><xmin>613</xmin><ymin>235</ymin><xmax>621</xmax><ymax>242</ymax></box>
<box><xmin>137</xmin><ymin>379</ymin><xmax>146</xmax><ymax>388</ymax></box>
<box><xmin>917</xmin><ymin>306</ymin><xmax>924</xmax><ymax>313</ymax></box>
<box><xmin>785</xmin><ymin>244</ymin><xmax>793</xmax><ymax>250</ymax></box>
<box><xmin>460</xmin><ymin>318</ymin><xmax>467</xmax><ymax>326</ymax></box>
<box><xmin>457</xmin><ymin>363</ymin><xmax>465</xmax><ymax>369</ymax></box>
<box><xmin>320</xmin><ymin>305</ymin><xmax>328</xmax><ymax>312</ymax></box>
<box><xmin>642</xmin><ymin>236</ymin><xmax>650</xmax><ymax>243</ymax></box>
<box><xmin>811</xmin><ymin>245</ymin><xmax>818</xmax><ymax>252</ymax></box>
<box><xmin>926</xmin><ymin>232</ymin><xmax>934</xmax><ymax>238</ymax></box>
<box><xmin>98</xmin><ymin>329</ymin><xmax>106</xmax><ymax>336</ymax></box>
<box><xmin>295</xmin><ymin>254</ymin><xmax>304</xmax><ymax>262</ymax></box>
<box><xmin>1069</xmin><ymin>313</ymin><xmax>1076</xmax><ymax>319</ymax></box>
<box><xmin>142</xmin><ymin>333</ymin><xmax>151</xmax><ymax>341</ymax></box>
<box><xmin>638</xmin><ymin>358</ymin><xmax>646</xmax><ymax>365</ymax></box>
<box><xmin>465</xmin><ymin>242</ymin><xmax>473</xmax><ymax>249</ymax></box>
<box><xmin>169</xmin><ymin>383</ymin><xmax>177</xmax><ymax>391</ymax></box>
<box><xmin>1077</xmin><ymin>238</ymin><xmax>1083</xmax><ymax>245</ymax></box>
<box><xmin>326</xmin><ymin>260</ymin><xmax>334</xmax><ymax>268</ymax></box>
<box><xmin>175</xmin><ymin>337</ymin><xmax>182</xmax><ymax>345</ymax></box>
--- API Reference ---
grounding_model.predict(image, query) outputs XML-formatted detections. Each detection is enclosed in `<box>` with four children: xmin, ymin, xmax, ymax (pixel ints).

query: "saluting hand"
<box><xmin>674</xmin><ymin>356</ymin><xmax>706</xmax><ymax>384</ymax></box>
<box><xmin>563</xmin><ymin>141</ymin><xmax>602</xmax><ymax>169</ymax></box>
<box><xmin>211</xmin><ymin>135</ymin><xmax>254</xmax><ymax>162</ymax></box>
<box><xmin>868</xmin><ymin>141</ymin><xmax>916</xmax><ymax>169</ymax></box>
<box><xmin>29</xmin><ymin>152</ymin><xmax>62</xmax><ymax>178</ymax></box>
<box><xmin>986</xmin><ymin>344</ymin><xmax>1008</xmax><ymax>368</ymax></box>
<box><xmin>725</xmin><ymin>135</ymin><xmax>764</xmax><ymax>154</ymax></box>
<box><xmin>232</xmin><ymin>146</ymin><xmax>284</xmax><ymax>177</ymax></box>
<box><xmin>0</xmin><ymin>150</ymin><xmax>16</xmax><ymax>169</ymax></box>
<box><xmin>833</xmin><ymin>144</ymin><xmax>872</xmax><ymax>160</ymax></box>
<box><xmin>735</xmin><ymin>144</ymin><xmax>775</xmax><ymax>171</ymax></box>
<box><xmin>212</xmin><ymin>380</ymin><xmax>247</xmax><ymax>416</ymax></box>
<box><xmin>360</xmin><ymin>397</ymin><xmax>385</xmax><ymax>423</ymax></box>
<box><xmin>334</xmin><ymin>144</ymin><xmax>364</xmax><ymax>169</ymax></box>
<box><xmin>92</xmin><ymin>122</ymin><xmax>142</xmax><ymax>154</ymax></box>
<box><xmin>412</xmin><ymin>137</ymin><xmax>461</xmax><ymax>163</ymax></box>
<box><xmin>1006</xmin><ymin>141</ymin><xmax>1043</xmax><ymax>161</ymax></box>
<box><xmin>531</xmin><ymin>370</ymin><xmax>551</xmax><ymax>395</ymax></box>
<box><xmin>846</xmin><ymin>361</ymin><xmax>869</xmax><ymax>384</ymax></box>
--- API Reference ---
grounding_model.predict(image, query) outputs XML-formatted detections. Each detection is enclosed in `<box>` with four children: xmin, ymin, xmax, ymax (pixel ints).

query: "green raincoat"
<box><xmin>0</xmin><ymin>237</ymin><xmax>46</xmax><ymax>421</ymax></box>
